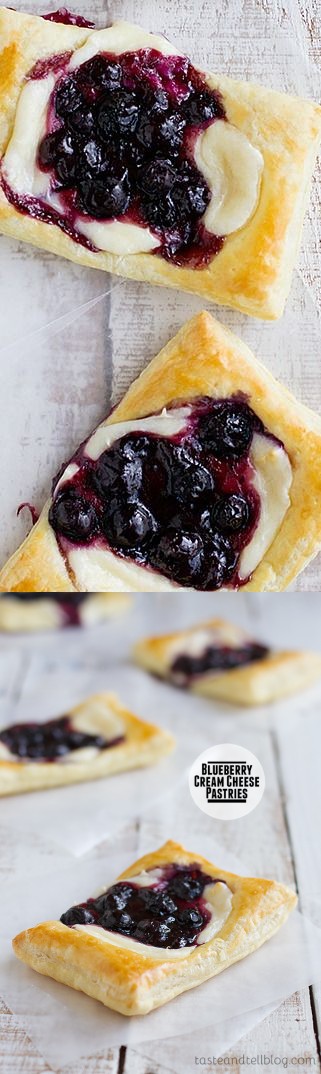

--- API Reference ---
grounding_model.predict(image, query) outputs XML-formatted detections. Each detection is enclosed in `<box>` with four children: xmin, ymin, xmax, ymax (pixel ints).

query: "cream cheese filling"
<box><xmin>75</xmin><ymin>873</ymin><xmax>232</xmax><ymax>959</ymax></box>
<box><xmin>3</xmin><ymin>22</ymin><xmax>263</xmax><ymax>253</ymax></box>
<box><xmin>0</xmin><ymin>697</ymin><xmax>124</xmax><ymax>765</ymax></box>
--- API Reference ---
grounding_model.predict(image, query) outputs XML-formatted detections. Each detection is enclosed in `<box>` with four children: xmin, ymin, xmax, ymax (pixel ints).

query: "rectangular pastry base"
<box><xmin>12</xmin><ymin>840</ymin><xmax>297</xmax><ymax>1015</ymax></box>
<box><xmin>133</xmin><ymin>619</ymin><xmax>321</xmax><ymax>705</ymax></box>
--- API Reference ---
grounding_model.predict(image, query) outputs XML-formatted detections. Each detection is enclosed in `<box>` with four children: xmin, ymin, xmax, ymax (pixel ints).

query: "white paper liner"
<box><xmin>1</xmin><ymin>836</ymin><xmax>321</xmax><ymax>1068</ymax></box>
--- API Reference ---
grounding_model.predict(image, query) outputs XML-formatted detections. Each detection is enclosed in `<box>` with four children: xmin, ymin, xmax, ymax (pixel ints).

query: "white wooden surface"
<box><xmin>0</xmin><ymin>0</ymin><xmax>321</xmax><ymax>589</ymax></box>
<box><xmin>1</xmin><ymin>592</ymin><xmax>321</xmax><ymax>1070</ymax></box>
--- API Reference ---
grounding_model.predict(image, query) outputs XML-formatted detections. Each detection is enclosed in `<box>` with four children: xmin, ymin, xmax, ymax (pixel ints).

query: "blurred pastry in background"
<box><xmin>133</xmin><ymin>618</ymin><xmax>321</xmax><ymax>705</ymax></box>
<box><xmin>0</xmin><ymin>593</ymin><xmax>130</xmax><ymax>632</ymax></box>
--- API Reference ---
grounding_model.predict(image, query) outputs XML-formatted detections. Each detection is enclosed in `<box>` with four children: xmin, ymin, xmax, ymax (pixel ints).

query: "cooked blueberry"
<box><xmin>60</xmin><ymin>905</ymin><xmax>96</xmax><ymax>927</ymax></box>
<box><xmin>105</xmin><ymin>883</ymin><xmax>134</xmax><ymax>911</ymax></box>
<box><xmin>202</xmin><ymin>533</ymin><xmax>237</xmax><ymax>589</ymax></box>
<box><xmin>211</xmin><ymin>494</ymin><xmax>250</xmax><ymax>533</ymax></box>
<box><xmin>55</xmin><ymin>77</ymin><xmax>83</xmax><ymax>119</ymax></box>
<box><xmin>199</xmin><ymin>402</ymin><xmax>254</xmax><ymax>458</ymax></box>
<box><xmin>139</xmin><ymin>158</ymin><xmax>177</xmax><ymax>195</ymax></box>
<box><xmin>81</xmin><ymin>139</ymin><xmax>107</xmax><ymax>172</ymax></box>
<box><xmin>168</xmin><ymin>872</ymin><xmax>204</xmax><ymax>900</ymax></box>
<box><xmin>177</xmin><ymin>907</ymin><xmax>204</xmax><ymax>929</ymax></box>
<box><xmin>183</xmin><ymin>89</ymin><xmax>224</xmax><ymax>125</ymax></box>
<box><xmin>78</xmin><ymin>166</ymin><xmax>130</xmax><ymax>218</ymax></box>
<box><xmin>38</xmin><ymin>131</ymin><xmax>63</xmax><ymax>169</ymax></box>
<box><xmin>134</xmin><ymin>918</ymin><xmax>171</xmax><ymax>945</ymax></box>
<box><xmin>98</xmin><ymin>91</ymin><xmax>140</xmax><ymax>139</ymax></box>
<box><xmin>103</xmin><ymin>502</ymin><xmax>158</xmax><ymax>551</ymax></box>
<box><xmin>49</xmin><ymin>490</ymin><xmax>99</xmax><ymax>543</ymax></box>
<box><xmin>138</xmin><ymin>891</ymin><xmax>177</xmax><ymax>917</ymax></box>
<box><xmin>143</xmin><ymin>88</ymin><xmax>168</xmax><ymax>116</ymax></box>
<box><xmin>136</xmin><ymin>114</ymin><xmax>157</xmax><ymax>152</ymax></box>
<box><xmin>170</xmin><ymin>455</ymin><xmax>214</xmax><ymax>503</ymax></box>
<box><xmin>118</xmin><ymin>912</ymin><xmax>133</xmax><ymax>932</ymax></box>
<box><xmin>99</xmin><ymin>909</ymin><xmax>118</xmax><ymax>930</ymax></box>
<box><xmin>55</xmin><ymin>145</ymin><xmax>77</xmax><ymax>187</ymax></box>
<box><xmin>79</xmin><ymin>56</ymin><xmax>122</xmax><ymax>95</ymax></box>
<box><xmin>158</xmin><ymin>113</ymin><xmax>186</xmax><ymax>153</ymax></box>
<box><xmin>151</xmin><ymin>528</ymin><xmax>206</xmax><ymax>586</ymax></box>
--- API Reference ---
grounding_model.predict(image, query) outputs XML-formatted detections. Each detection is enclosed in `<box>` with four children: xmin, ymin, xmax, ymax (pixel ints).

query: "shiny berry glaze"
<box><xmin>60</xmin><ymin>864</ymin><xmax>221</xmax><ymax>948</ymax></box>
<box><xmin>0</xmin><ymin>713</ymin><xmax>124</xmax><ymax>761</ymax></box>
<box><xmin>171</xmin><ymin>642</ymin><xmax>270</xmax><ymax>684</ymax></box>
<box><xmin>48</xmin><ymin>396</ymin><xmax>282</xmax><ymax>591</ymax></box>
<box><xmin>1</xmin><ymin>44</ymin><xmax>225</xmax><ymax>267</ymax></box>
<box><xmin>5</xmin><ymin>594</ymin><xmax>89</xmax><ymax>627</ymax></box>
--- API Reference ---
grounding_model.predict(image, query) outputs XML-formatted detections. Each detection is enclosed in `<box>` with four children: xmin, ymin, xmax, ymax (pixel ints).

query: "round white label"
<box><xmin>189</xmin><ymin>743</ymin><xmax>265</xmax><ymax>820</ymax></box>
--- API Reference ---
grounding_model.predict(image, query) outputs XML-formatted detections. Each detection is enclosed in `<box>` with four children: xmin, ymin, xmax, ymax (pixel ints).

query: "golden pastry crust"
<box><xmin>0</xmin><ymin>8</ymin><xmax>320</xmax><ymax>318</ymax></box>
<box><xmin>0</xmin><ymin>593</ymin><xmax>130</xmax><ymax>631</ymax></box>
<box><xmin>2</xmin><ymin>311</ymin><xmax>321</xmax><ymax>592</ymax></box>
<box><xmin>134</xmin><ymin>618</ymin><xmax>321</xmax><ymax>705</ymax></box>
<box><xmin>0</xmin><ymin>691</ymin><xmax>174</xmax><ymax>796</ymax></box>
<box><xmin>12</xmin><ymin>839</ymin><xmax>297</xmax><ymax>1016</ymax></box>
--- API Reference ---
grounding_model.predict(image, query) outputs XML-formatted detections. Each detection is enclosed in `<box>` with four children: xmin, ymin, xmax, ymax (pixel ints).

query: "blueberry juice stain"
<box><xmin>1</xmin><ymin>44</ymin><xmax>226</xmax><ymax>265</ymax></box>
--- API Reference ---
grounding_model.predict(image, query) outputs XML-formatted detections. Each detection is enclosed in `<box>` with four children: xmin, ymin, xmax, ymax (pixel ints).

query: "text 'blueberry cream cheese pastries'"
<box><xmin>0</xmin><ymin>10</ymin><xmax>321</xmax><ymax>317</ymax></box>
<box><xmin>134</xmin><ymin>618</ymin><xmax>321</xmax><ymax>706</ymax></box>
<box><xmin>0</xmin><ymin>692</ymin><xmax>174</xmax><ymax>796</ymax></box>
<box><xmin>12</xmin><ymin>840</ymin><xmax>297</xmax><ymax>1015</ymax></box>
<box><xmin>2</xmin><ymin>312</ymin><xmax>321</xmax><ymax>593</ymax></box>
<box><xmin>0</xmin><ymin>593</ymin><xmax>130</xmax><ymax>631</ymax></box>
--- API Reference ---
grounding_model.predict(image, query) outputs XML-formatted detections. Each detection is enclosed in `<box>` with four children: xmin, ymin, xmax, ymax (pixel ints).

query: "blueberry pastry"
<box><xmin>134</xmin><ymin>618</ymin><xmax>321</xmax><ymax>706</ymax></box>
<box><xmin>0</xmin><ymin>593</ymin><xmax>130</xmax><ymax>631</ymax></box>
<box><xmin>0</xmin><ymin>11</ymin><xmax>320</xmax><ymax>318</ymax></box>
<box><xmin>12</xmin><ymin>839</ymin><xmax>296</xmax><ymax>1015</ymax></box>
<box><xmin>0</xmin><ymin>692</ymin><xmax>174</xmax><ymax>795</ymax></box>
<box><xmin>1</xmin><ymin>312</ymin><xmax>321</xmax><ymax>593</ymax></box>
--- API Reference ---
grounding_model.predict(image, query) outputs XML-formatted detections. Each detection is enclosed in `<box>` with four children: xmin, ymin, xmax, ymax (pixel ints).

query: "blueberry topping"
<box><xmin>211</xmin><ymin>494</ymin><xmax>250</xmax><ymax>533</ymax></box>
<box><xmin>199</xmin><ymin>402</ymin><xmax>255</xmax><ymax>458</ymax></box>
<box><xmin>0</xmin><ymin>714</ymin><xmax>119</xmax><ymax>763</ymax></box>
<box><xmin>171</xmin><ymin>641</ymin><xmax>270</xmax><ymax>682</ymax></box>
<box><xmin>49</xmin><ymin>489</ymin><xmax>99</xmax><ymax>543</ymax></box>
<box><xmin>60</xmin><ymin>905</ymin><xmax>96</xmax><ymax>926</ymax></box>
<box><xmin>48</xmin><ymin>395</ymin><xmax>266</xmax><ymax>590</ymax></box>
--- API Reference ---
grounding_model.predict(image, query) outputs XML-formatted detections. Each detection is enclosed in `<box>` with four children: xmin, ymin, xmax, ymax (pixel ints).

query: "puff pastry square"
<box><xmin>0</xmin><ymin>593</ymin><xmax>130</xmax><ymax>631</ymax></box>
<box><xmin>12</xmin><ymin>839</ymin><xmax>297</xmax><ymax>1015</ymax></box>
<box><xmin>0</xmin><ymin>8</ymin><xmax>320</xmax><ymax>318</ymax></box>
<box><xmin>1</xmin><ymin>311</ymin><xmax>321</xmax><ymax>593</ymax></box>
<box><xmin>0</xmin><ymin>691</ymin><xmax>174</xmax><ymax>796</ymax></box>
<box><xmin>134</xmin><ymin>618</ymin><xmax>321</xmax><ymax>706</ymax></box>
